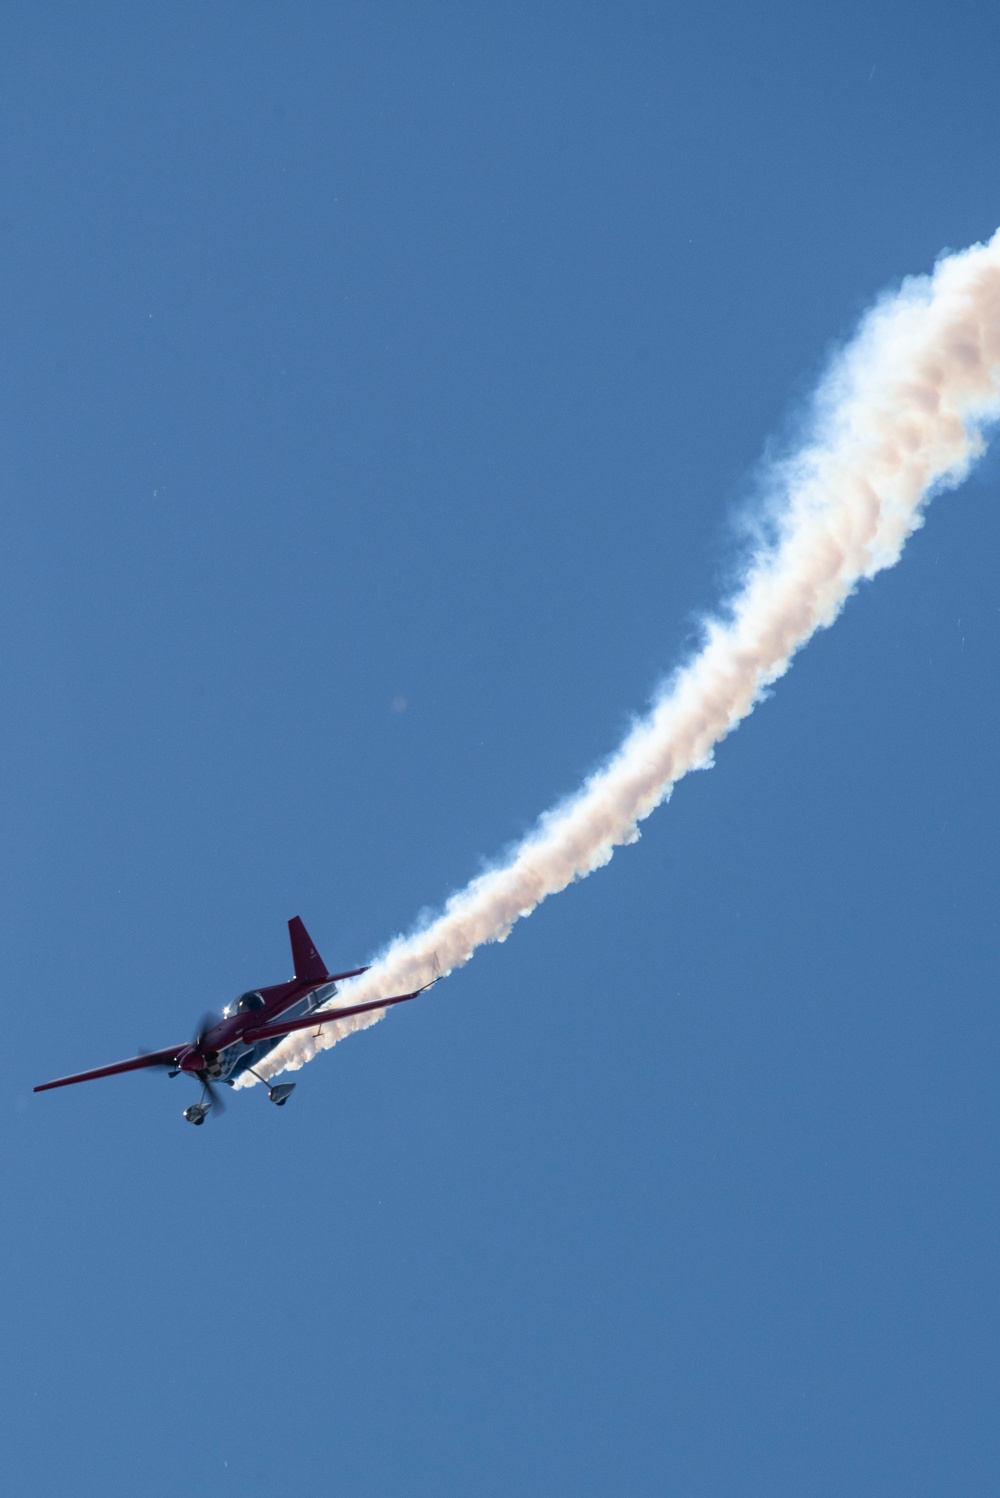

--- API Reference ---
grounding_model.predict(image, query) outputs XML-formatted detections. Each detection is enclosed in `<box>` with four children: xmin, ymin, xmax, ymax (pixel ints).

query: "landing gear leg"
<box><xmin>247</xmin><ymin>1068</ymin><xmax>296</xmax><ymax>1108</ymax></box>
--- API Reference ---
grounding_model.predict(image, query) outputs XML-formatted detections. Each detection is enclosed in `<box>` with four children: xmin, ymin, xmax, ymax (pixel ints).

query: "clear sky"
<box><xmin>3</xmin><ymin>5</ymin><xmax>1000</xmax><ymax>1495</ymax></box>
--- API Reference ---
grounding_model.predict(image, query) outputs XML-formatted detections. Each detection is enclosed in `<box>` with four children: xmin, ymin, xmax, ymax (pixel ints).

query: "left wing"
<box><xmin>35</xmin><ymin>1044</ymin><xmax>184</xmax><ymax>1093</ymax></box>
<box><xmin>243</xmin><ymin>988</ymin><xmax>424</xmax><ymax>1046</ymax></box>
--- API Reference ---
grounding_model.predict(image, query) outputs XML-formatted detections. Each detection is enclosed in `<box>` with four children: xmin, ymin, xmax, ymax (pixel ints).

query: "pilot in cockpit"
<box><xmin>223</xmin><ymin>990</ymin><xmax>266</xmax><ymax>1018</ymax></box>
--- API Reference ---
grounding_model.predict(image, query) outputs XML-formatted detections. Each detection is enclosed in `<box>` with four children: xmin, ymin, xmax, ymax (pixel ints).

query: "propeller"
<box><xmin>137</xmin><ymin>1014</ymin><xmax>227</xmax><ymax>1121</ymax></box>
<box><xmin>198</xmin><ymin>1075</ymin><xmax>226</xmax><ymax>1117</ymax></box>
<box><xmin>189</xmin><ymin>1013</ymin><xmax>226</xmax><ymax>1116</ymax></box>
<box><xmin>192</xmin><ymin>1012</ymin><xmax>218</xmax><ymax>1050</ymax></box>
<box><xmin>138</xmin><ymin>1011</ymin><xmax>220</xmax><ymax>1080</ymax></box>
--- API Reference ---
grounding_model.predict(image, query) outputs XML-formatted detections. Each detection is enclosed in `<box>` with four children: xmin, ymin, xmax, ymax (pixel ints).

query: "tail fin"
<box><xmin>288</xmin><ymin>917</ymin><xmax>329</xmax><ymax>983</ymax></box>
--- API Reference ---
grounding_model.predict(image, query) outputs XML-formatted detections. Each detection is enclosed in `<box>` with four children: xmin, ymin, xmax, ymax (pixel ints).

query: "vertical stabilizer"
<box><xmin>288</xmin><ymin>916</ymin><xmax>329</xmax><ymax>983</ymax></box>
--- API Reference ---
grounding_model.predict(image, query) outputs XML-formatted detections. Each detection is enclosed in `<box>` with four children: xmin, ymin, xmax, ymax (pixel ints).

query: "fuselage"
<box><xmin>179</xmin><ymin>976</ymin><xmax>342</xmax><ymax>1083</ymax></box>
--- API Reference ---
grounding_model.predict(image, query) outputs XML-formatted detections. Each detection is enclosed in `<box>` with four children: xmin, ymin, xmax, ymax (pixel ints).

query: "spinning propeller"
<box><xmin>186</xmin><ymin>1013</ymin><xmax>226</xmax><ymax>1118</ymax></box>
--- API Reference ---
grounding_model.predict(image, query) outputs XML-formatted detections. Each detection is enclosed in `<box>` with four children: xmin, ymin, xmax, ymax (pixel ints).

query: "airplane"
<box><xmin>34</xmin><ymin>916</ymin><xmax>432</xmax><ymax>1125</ymax></box>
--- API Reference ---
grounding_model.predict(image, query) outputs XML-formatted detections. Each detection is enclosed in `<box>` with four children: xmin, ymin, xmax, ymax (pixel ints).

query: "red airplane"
<box><xmin>35</xmin><ymin>916</ymin><xmax>431</xmax><ymax>1125</ymax></box>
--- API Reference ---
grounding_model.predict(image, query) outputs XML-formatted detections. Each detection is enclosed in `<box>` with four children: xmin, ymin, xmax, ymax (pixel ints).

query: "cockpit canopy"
<box><xmin>225</xmin><ymin>990</ymin><xmax>266</xmax><ymax>1018</ymax></box>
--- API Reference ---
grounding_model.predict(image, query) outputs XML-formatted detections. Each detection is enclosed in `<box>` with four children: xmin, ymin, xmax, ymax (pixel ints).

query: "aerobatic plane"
<box><xmin>35</xmin><ymin>916</ymin><xmax>431</xmax><ymax>1125</ymax></box>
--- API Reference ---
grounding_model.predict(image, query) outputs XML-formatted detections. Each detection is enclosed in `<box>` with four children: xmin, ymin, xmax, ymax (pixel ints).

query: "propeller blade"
<box><xmin>193</xmin><ymin>1013</ymin><xmax>218</xmax><ymax>1050</ymax></box>
<box><xmin>203</xmin><ymin>1078</ymin><xmax>226</xmax><ymax>1117</ymax></box>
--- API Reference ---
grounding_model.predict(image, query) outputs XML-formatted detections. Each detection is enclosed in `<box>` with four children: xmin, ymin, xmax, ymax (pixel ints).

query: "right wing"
<box><xmin>242</xmin><ymin>988</ymin><xmax>424</xmax><ymax>1046</ymax></box>
<box><xmin>34</xmin><ymin>1044</ymin><xmax>185</xmax><ymax>1093</ymax></box>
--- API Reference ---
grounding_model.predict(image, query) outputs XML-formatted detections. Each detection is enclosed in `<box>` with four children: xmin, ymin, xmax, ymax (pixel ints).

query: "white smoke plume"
<box><xmin>240</xmin><ymin>229</ymin><xmax>1000</xmax><ymax>1087</ymax></box>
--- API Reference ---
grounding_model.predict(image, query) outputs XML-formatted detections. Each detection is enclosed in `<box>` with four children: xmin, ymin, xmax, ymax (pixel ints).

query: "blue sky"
<box><xmin>3</xmin><ymin>5</ymin><xmax>1000</xmax><ymax>1495</ymax></box>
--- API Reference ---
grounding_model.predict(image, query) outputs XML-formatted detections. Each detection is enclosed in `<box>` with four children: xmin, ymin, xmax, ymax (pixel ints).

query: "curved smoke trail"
<box><xmin>241</xmin><ymin>229</ymin><xmax>1000</xmax><ymax>1087</ymax></box>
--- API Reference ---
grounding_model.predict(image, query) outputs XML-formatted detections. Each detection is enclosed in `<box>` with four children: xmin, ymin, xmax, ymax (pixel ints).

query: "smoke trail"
<box><xmin>240</xmin><ymin>230</ymin><xmax>1000</xmax><ymax>1086</ymax></box>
